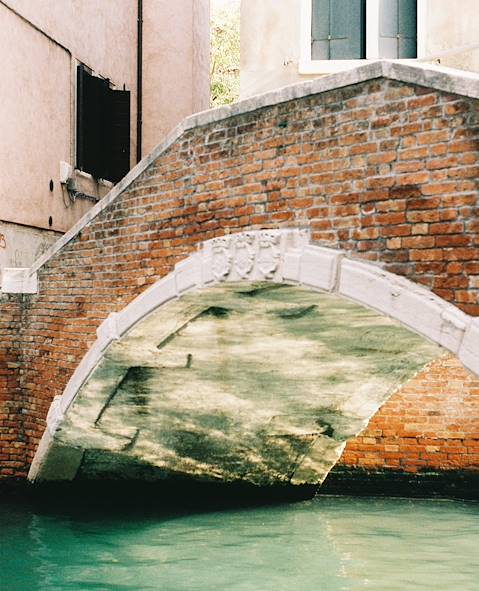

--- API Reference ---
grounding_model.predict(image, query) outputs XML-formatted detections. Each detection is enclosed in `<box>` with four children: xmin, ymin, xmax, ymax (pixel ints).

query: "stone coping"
<box><xmin>2</xmin><ymin>60</ymin><xmax>479</xmax><ymax>292</ymax></box>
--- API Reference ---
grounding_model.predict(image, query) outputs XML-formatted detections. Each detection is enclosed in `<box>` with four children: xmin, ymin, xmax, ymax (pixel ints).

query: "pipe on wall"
<box><xmin>136</xmin><ymin>0</ymin><xmax>143</xmax><ymax>163</ymax></box>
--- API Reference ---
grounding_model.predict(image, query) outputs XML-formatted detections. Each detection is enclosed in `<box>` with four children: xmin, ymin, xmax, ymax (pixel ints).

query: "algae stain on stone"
<box><xmin>237</xmin><ymin>283</ymin><xmax>290</xmax><ymax>298</ymax></box>
<box><xmin>199</xmin><ymin>306</ymin><xmax>231</xmax><ymax>318</ymax></box>
<box><xmin>273</xmin><ymin>305</ymin><xmax>317</xmax><ymax>319</ymax></box>
<box><xmin>47</xmin><ymin>284</ymin><xmax>445</xmax><ymax>487</ymax></box>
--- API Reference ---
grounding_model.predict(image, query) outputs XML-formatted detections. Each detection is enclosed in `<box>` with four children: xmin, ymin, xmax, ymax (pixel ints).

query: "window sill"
<box><xmin>298</xmin><ymin>57</ymin><xmax>418</xmax><ymax>75</ymax></box>
<box><xmin>75</xmin><ymin>169</ymin><xmax>114</xmax><ymax>188</ymax></box>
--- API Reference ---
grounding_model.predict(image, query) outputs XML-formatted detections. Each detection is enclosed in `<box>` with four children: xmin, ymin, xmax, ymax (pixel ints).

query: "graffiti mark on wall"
<box><xmin>13</xmin><ymin>250</ymin><xmax>25</xmax><ymax>267</ymax></box>
<box><xmin>0</xmin><ymin>234</ymin><xmax>6</xmax><ymax>249</ymax></box>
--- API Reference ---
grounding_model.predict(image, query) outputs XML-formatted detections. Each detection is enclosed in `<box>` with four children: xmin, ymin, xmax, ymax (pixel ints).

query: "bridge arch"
<box><xmin>28</xmin><ymin>230</ymin><xmax>479</xmax><ymax>486</ymax></box>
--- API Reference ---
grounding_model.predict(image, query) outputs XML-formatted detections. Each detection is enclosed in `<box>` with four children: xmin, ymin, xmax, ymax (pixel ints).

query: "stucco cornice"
<box><xmin>2</xmin><ymin>59</ymin><xmax>479</xmax><ymax>289</ymax></box>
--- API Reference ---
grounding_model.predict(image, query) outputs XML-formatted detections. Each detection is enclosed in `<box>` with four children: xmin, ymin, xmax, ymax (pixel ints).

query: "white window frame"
<box><xmin>299</xmin><ymin>0</ymin><xmax>426</xmax><ymax>74</ymax></box>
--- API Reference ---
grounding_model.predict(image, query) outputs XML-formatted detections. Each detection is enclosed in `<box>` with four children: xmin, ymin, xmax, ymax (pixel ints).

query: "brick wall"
<box><xmin>0</xmin><ymin>74</ymin><xmax>478</xmax><ymax>478</ymax></box>
<box><xmin>339</xmin><ymin>355</ymin><xmax>479</xmax><ymax>473</ymax></box>
<box><xmin>0</xmin><ymin>296</ymin><xmax>24</xmax><ymax>477</ymax></box>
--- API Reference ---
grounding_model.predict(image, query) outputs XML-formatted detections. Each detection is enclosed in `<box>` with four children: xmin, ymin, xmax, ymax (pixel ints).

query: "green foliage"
<box><xmin>210</xmin><ymin>4</ymin><xmax>240</xmax><ymax>106</ymax></box>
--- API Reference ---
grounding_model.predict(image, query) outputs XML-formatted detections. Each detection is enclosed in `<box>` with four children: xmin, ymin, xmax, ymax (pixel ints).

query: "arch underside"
<box><xmin>33</xmin><ymin>282</ymin><xmax>444</xmax><ymax>488</ymax></box>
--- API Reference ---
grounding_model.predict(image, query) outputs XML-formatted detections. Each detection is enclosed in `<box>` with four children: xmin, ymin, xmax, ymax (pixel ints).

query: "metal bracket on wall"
<box><xmin>65</xmin><ymin>178</ymin><xmax>98</xmax><ymax>203</ymax></box>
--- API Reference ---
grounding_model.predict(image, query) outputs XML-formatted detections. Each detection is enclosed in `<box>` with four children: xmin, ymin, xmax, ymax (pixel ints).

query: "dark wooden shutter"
<box><xmin>379</xmin><ymin>0</ymin><xmax>417</xmax><ymax>58</ymax></box>
<box><xmin>76</xmin><ymin>65</ymin><xmax>130</xmax><ymax>183</ymax></box>
<box><xmin>107</xmin><ymin>88</ymin><xmax>131</xmax><ymax>183</ymax></box>
<box><xmin>77</xmin><ymin>65</ymin><xmax>108</xmax><ymax>179</ymax></box>
<box><xmin>312</xmin><ymin>0</ymin><xmax>365</xmax><ymax>60</ymax></box>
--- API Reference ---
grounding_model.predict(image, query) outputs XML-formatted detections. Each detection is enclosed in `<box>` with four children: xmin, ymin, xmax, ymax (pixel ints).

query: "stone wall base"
<box><xmin>322</xmin><ymin>466</ymin><xmax>479</xmax><ymax>500</ymax></box>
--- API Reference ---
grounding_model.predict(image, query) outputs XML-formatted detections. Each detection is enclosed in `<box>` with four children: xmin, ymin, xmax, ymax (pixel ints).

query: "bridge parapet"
<box><xmin>1</xmin><ymin>60</ymin><xmax>478</xmax><ymax>482</ymax></box>
<box><xmin>27</xmin><ymin>230</ymin><xmax>479</xmax><ymax>487</ymax></box>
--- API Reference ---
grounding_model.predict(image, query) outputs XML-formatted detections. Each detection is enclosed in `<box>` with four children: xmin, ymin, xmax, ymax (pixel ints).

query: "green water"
<box><xmin>1</xmin><ymin>496</ymin><xmax>478</xmax><ymax>591</ymax></box>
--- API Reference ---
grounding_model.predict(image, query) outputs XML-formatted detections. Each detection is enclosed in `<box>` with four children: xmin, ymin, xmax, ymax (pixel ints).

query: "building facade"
<box><xmin>241</xmin><ymin>0</ymin><xmax>479</xmax><ymax>98</ymax></box>
<box><xmin>0</xmin><ymin>0</ymin><xmax>210</xmax><ymax>275</ymax></box>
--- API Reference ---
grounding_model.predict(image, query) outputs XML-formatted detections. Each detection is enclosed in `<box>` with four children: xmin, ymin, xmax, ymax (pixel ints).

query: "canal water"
<box><xmin>1</xmin><ymin>496</ymin><xmax>478</xmax><ymax>590</ymax></box>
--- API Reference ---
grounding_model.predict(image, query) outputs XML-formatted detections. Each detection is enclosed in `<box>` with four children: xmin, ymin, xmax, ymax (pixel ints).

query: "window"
<box><xmin>301</xmin><ymin>0</ymin><xmax>419</xmax><ymax>73</ymax></box>
<box><xmin>312</xmin><ymin>0</ymin><xmax>366</xmax><ymax>60</ymax></box>
<box><xmin>76</xmin><ymin>65</ymin><xmax>131</xmax><ymax>184</ymax></box>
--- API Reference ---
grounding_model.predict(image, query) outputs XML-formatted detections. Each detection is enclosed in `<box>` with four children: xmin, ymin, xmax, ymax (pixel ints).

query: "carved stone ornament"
<box><xmin>234</xmin><ymin>233</ymin><xmax>255</xmax><ymax>278</ymax></box>
<box><xmin>257</xmin><ymin>232</ymin><xmax>281</xmax><ymax>279</ymax></box>
<box><xmin>211</xmin><ymin>237</ymin><xmax>233</xmax><ymax>280</ymax></box>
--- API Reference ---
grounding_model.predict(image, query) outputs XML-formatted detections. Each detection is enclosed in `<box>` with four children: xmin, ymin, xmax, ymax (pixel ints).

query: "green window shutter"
<box><xmin>379</xmin><ymin>0</ymin><xmax>417</xmax><ymax>59</ymax></box>
<box><xmin>379</xmin><ymin>0</ymin><xmax>398</xmax><ymax>58</ymax></box>
<box><xmin>312</xmin><ymin>0</ymin><xmax>365</xmax><ymax>61</ymax></box>
<box><xmin>330</xmin><ymin>0</ymin><xmax>365</xmax><ymax>59</ymax></box>
<box><xmin>398</xmin><ymin>0</ymin><xmax>417</xmax><ymax>58</ymax></box>
<box><xmin>311</xmin><ymin>0</ymin><xmax>330</xmax><ymax>60</ymax></box>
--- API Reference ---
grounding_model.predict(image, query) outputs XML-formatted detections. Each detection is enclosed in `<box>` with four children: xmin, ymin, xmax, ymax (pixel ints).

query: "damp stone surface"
<box><xmin>37</xmin><ymin>283</ymin><xmax>444</xmax><ymax>487</ymax></box>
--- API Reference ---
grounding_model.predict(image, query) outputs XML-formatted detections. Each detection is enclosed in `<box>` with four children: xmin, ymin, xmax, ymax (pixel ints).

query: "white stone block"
<box><xmin>96</xmin><ymin>312</ymin><xmax>120</xmax><ymax>348</ymax></box>
<box><xmin>200</xmin><ymin>254</ymin><xmax>214</xmax><ymax>285</ymax></box>
<box><xmin>60</xmin><ymin>339</ymin><xmax>105</xmax><ymax>413</ymax></box>
<box><xmin>27</xmin><ymin>430</ymin><xmax>53</xmax><ymax>481</ymax></box>
<box><xmin>46</xmin><ymin>395</ymin><xmax>65</xmax><ymax>435</ymax></box>
<box><xmin>439</xmin><ymin>307</ymin><xmax>468</xmax><ymax>354</ymax></box>
<box><xmin>282</xmin><ymin>249</ymin><xmax>302</xmax><ymax>283</ymax></box>
<box><xmin>459</xmin><ymin>319</ymin><xmax>479</xmax><ymax>378</ymax></box>
<box><xmin>339</xmin><ymin>260</ymin><xmax>466</xmax><ymax>350</ymax></box>
<box><xmin>390</xmin><ymin>286</ymin><xmax>443</xmax><ymax>343</ymax></box>
<box><xmin>116</xmin><ymin>274</ymin><xmax>177</xmax><ymax>336</ymax></box>
<box><xmin>339</xmin><ymin>260</ymin><xmax>392</xmax><ymax>315</ymax></box>
<box><xmin>175</xmin><ymin>254</ymin><xmax>202</xmax><ymax>293</ymax></box>
<box><xmin>299</xmin><ymin>245</ymin><xmax>341</xmax><ymax>292</ymax></box>
<box><xmin>1</xmin><ymin>268</ymin><xmax>38</xmax><ymax>294</ymax></box>
<box><xmin>28</xmin><ymin>430</ymin><xmax>83</xmax><ymax>482</ymax></box>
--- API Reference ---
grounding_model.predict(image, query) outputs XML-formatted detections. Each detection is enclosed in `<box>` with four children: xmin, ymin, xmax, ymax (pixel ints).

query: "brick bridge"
<box><xmin>1</xmin><ymin>61</ymin><xmax>478</xmax><ymax>495</ymax></box>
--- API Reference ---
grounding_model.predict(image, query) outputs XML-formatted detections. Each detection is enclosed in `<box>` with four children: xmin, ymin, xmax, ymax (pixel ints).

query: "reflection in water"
<box><xmin>1</xmin><ymin>497</ymin><xmax>478</xmax><ymax>591</ymax></box>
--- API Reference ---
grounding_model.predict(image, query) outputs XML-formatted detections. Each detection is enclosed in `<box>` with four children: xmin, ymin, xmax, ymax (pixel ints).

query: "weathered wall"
<box><xmin>0</xmin><ymin>0</ymin><xmax>138</xmax><ymax>234</ymax></box>
<box><xmin>0</xmin><ymin>222</ymin><xmax>61</xmax><ymax>284</ymax></box>
<box><xmin>0</xmin><ymin>0</ymin><xmax>210</xmax><ymax>278</ymax></box>
<box><xmin>142</xmin><ymin>0</ymin><xmax>211</xmax><ymax>155</ymax></box>
<box><xmin>240</xmin><ymin>0</ymin><xmax>304</xmax><ymax>98</ymax></box>
<box><xmin>422</xmin><ymin>0</ymin><xmax>479</xmax><ymax>72</ymax></box>
<box><xmin>0</xmin><ymin>65</ymin><xmax>478</xmax><ymax>480</ymax></box>
<box><xmin>5</xmin><ymin>0</ymin><xmax>137</xmax><ymax>82</ymax></box>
